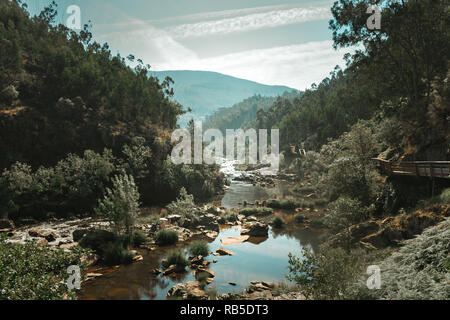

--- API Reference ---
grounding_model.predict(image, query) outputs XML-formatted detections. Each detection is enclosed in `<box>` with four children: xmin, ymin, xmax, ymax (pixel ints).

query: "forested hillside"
<box><xmin>0</xmin><ymin>0</ymin><xmax>224</xmax><ymax>221</ymax></box>
<box><xmin>151</xmin><ymin>70</ymin><xmax>297</xmax><ymax>125</ymax></box>
<box><xmin>204</xmin><ymin>91</ymin><xmax>300</xmax><ymax>133</ymax></box>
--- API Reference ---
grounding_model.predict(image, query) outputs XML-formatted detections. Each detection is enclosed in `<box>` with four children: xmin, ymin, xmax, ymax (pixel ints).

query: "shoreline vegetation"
<box><xmin>0</xmin><ymin>0</ymin><xmax>449</xmax><ymax>300</ymax></box>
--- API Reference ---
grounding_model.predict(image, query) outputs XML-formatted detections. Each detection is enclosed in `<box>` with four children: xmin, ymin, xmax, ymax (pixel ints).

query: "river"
<box><xmin>79</xmin><ymin>160</ymin><xmax>322</xmax><ymax>300</ymax></box>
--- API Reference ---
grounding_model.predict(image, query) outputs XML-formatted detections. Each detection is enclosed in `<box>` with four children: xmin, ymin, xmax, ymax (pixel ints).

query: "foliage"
<box><xmin>121</xmin><ymin>231</ymin><xmax>147</xmax><ymax>247</ymax></box>
<box><xmin>102</xmin><ymin>242</ymin><xmax>134</xmax><ymax>266</ymax></box>
<box><xmin>162</xmin><ymin>249</ymin><xmax>188</xmax><ymax>270</ymax></box>
<box><xmin>286</xmin><ymin>245</ymin><xmax>366</xmax><ymax>300</ymax></box>
<box><xmin>188</xmin><ymin>241</ymin><xmax>209</xmax><ymax>257</ymax></box>
<box><xmin>0</xmin><ymin>149</ymin><xmax>115</xmax><ymax>220</ymax></box>
<box><xmin>155</xmin><ymin>229</ymin><xmax>179</xmax><ymax>246</ymax></box>
<box><xmin>272</xmin><ymin>216</ymin><xmax>285</xmax><ymax>229</ymax></box>
<box><xmin>0</xmin><ymin>234</ymin><xmax>89</xmax><ymax>300</ymax></box>
<box><xmin>166</xmin><ymin>187</ymin><xmax>199</xmax><ymax>226</ymax></box>
<box><xmin>239</xmin><ymin>207</ymin><xmax>273</xmax><ymax>216</ymax></box>
<box><xmin>95</xmin><ymin>174</ymin><xmax>140</xmax><ymax>237</ymax></box>
<box><xmin>350</xmin><ymin>218</ymin><xmax>450</xmax><ymax>300</ymax></box>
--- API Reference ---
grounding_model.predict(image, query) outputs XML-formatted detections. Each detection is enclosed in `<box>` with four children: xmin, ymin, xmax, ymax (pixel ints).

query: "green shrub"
<box><xmin>219</xmin><ymin>212</ymin><xmax>238</xmax><ymax>223</ymax></box>
<box><xmin>166</xmin><ymin>187</ymin><xmax>199</xmax><ymax>227</ymax></box>
<box><xmin>439</xmin><ymin>188</ymin><xmax>450</xmax><ymax>203</ymax></box>
<box><xmin>155</xmin><ymin>229</ymin><xmax>179</xmax><ymax>246</ymax></box>
<box><xmin>294</xmin><ymin>214</ymin><xmax>305</xmax><ymax>223</ymax></box>
<box><xmin>267</xmin><ymin>199</ymin><xmax>298</xmax><ymax>209</ymax></box>
<box><xmin>95</xmin><ymin>174</ymin><xmax>140</xmax><ymax>236</ymax></box>
<box><xmin>293</xmin><ymin>186</ymin><xmax>316</xmax><ymax>194</ymax></box>
<box><xmin>78</xmin><ymin>230</ymin><xmax>118</xmax><ymax>255</ymax></box>
<box><xmin>350</xmin><ymin>218</ymin><xmax>450</xmax><ymax>300</ymax></box>
<box><xmin>272</xmin><ymin>216</ymin><xmax>285</xmax><ymax>229</ymax></box>
<box><xmin>287</xmin><ymin>245</ymin><xmax>365</xmax><ymax>300</ymax></box>
<box><xmin>102</xmin><ymin>242</ymin><xmax>134</xmax><ymax>266</ymax></box>
<box><xmin>0</xmin><ymin>234</ymin><xmax>90</xmax><ymax>299</ymax></box>
<box><xmin>189</xmin><ymin>241</ymin><xmax>209</xmax><ymax>257</ymax></box>
<box><xmin>121</xmin><ymin>231</ymin><xmax>147</xmax><ymax>247</ymax></box>
<box><xmin>239</xmin><ymin>207</ymin><xmax>273</xmax><ymax>216</ymax></box>
<box><xmin>162</xmin><ymin>250</ymin><xmax>188</xmax><ymax>271</ymax></box>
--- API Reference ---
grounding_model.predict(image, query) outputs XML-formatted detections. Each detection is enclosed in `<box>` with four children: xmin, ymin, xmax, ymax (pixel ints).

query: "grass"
<box><xmin>162</xmin><ymin>250</ymin><xmax>188</xmax><ymax>271</ymax></box>
<box><xmin>197</xmin><ymin>272</ymin><xmax>210</xmax><ymax>289</ymax></box>
<box><xmin>267</xmin><ymin>199</ymin><xmax>298</xmax><ymax>209</ymax></box>
<box><xmin>102</xmin><ymin>242</ymin><xmax>134</xmax><ymax>266</ymax></box>
<box><xmin>188</xmin><ymin>241</ymin><xmax>209</xmax><ymax>257</ymax></box>
<box><xmin>272</xmin><ymin>216</ymin><xmax>285</xmax><ymax>229</ymax></box>
<box><xmin>219</xmin><ymin>211</ymin><xmax>238</xmax><ymax>223</ymax></box>
<box><xmin>121</xmin><ymin>231</ymin><xmax>147</xmax><ymax>247</ymax></box>
<box><xmin>155</xmin><ymin>229</ymin><xmax>178</xmax><ymax>246</ymax></box>
<box><xmin>293</xmin><ymin>186</ymin><xmax>316</xmax><ymax>194</ymax></box>
<box><xmin>239</xmin><ymin>207</ymin><xmax>273</xmax><ymax>216</ymax></box>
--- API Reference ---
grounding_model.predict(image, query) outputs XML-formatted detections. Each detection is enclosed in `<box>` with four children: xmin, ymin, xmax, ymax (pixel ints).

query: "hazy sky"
<box><xmin>25</xmin><ymin>0</ymin><xmax>355</xmax><ymax>90</ymax></box>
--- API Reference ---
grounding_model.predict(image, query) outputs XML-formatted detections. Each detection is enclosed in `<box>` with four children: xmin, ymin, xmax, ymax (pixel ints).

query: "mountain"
<box><xmin>150</xmin><ymin>70</ymin><xmax>298</xmax><ymax>125</ymax></box>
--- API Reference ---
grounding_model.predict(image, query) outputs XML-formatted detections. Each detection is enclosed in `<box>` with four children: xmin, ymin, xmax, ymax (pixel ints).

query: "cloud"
<box><xmin>166</xmin><ymin>5</ymin><xmax>332</xmax><ymax>39</ymax></box>
<box><xmin>154</xmin><ymin>41</ymin><xmax>354</xmax><ymax>90</ymax></box>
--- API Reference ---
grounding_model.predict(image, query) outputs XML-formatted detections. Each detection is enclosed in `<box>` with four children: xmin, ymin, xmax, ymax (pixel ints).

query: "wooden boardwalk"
<box><xmin>373</xmin><ymin>159</ymin><xmax>450</xmax><ymax>179</ymax></box>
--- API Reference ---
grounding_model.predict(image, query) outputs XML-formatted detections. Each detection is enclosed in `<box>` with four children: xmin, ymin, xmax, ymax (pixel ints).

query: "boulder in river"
<box><xmin>167</xmin><ymin>281</ymin><xmax>207</xmax><ymax>300</ymax></box>
<box><xmin>28</xmin><ymin>229</ymin><xmax>58</xmax><ymax>242</ymax></box>
<box><xmin>240</xmin><ymin>222</ymin><xmax>268</xmax><ymax>237</ymax></box>
<box><xmin>216</xmin><ymin>247</ymin><xmax>235</xmax><ymax>256</ymax></box>
<box><xmin>220</xmin><ymin>235</ymin><xmax>249</xmax><ymax>245</ymax></box>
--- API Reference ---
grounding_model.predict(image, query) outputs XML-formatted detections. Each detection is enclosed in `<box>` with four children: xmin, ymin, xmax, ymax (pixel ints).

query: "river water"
<box><xmin>79</xmin><ymin>160</ymin><xmax>321</xmax><ymax>300</ymax></box>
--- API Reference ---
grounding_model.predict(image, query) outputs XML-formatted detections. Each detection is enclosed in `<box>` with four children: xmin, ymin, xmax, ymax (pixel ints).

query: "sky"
<box><xmin>24</xmin><ymin>0</ymin><xmax>355</xmax><ymax>90</ymax></box>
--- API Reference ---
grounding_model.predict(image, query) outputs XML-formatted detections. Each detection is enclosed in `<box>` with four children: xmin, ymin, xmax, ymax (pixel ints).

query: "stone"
<box><xmin>150</xmin><ymin>268</ymin><xmax>161</xmax><ymax>275</ymax></box>
<box><xmin>0</xmin><ymin>219</ymin><xmax>14</xmax><ymax>229</ymax></box>
<box><xmin>132</xmin><ymin>255</ymin><xmax>144</xmax><ymax>262</ymax></box>
<box><xmin>167</xmin><ymin>281</ymin><xmax>207</xmax><ymax>300</ymax></box>
<box><xmin>198</xmin><ymin>214</ymin><xmax>219</xmax><ymax>232</ymax></box>
<box><xmin>240</xmin><ymin>222</ymin><xmax>269</xmax><ymax>237</ymax></box>
<box><xmin>220</xmin><ymin>235</ymin><xmax>250</xmax><ymax>245</ymax></box>
<box><xmin>59</xmin><ymin>242</ymin><xmax>79</xmax><ymax>251</ymax></box>
<box><xmin>86</xmin><ymin>273</ymin><xmax>103</xmax><ymax>280</ymax></box>
<box><xmin>28</xmin><ymin>229</ymin><xmax>57</xmax><ymax>242</ymax></box>
<box><xmin>216</xmin><ymin>247</ymin><xmax>235</xmax><ymax>256</ymax></box>
<box><xmin>229</xmin><ymin>282</ymin><xmax>237</xmax><ymax>286</ymax></box>
<box><xmin>72</xmin><ymin>229</ymin><xmax>90</xmax><ymax>242</ymax></box>
<box><xmin>35</xmin><ymin>238</ymin><xmax>48</xmax><ymax>247</ymax></box>
<box><xmin>163</xmin><ymin>264</ymin><xmax>178</xmax><ymax>276</ymax></box>
<box><xmin>205</xmin><ymin>231</ymin><xmax>218</xmax><ymax>240</ymax></box>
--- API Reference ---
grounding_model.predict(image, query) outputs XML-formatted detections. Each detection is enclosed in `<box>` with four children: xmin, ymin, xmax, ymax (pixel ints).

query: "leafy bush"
<box><xmin>121</xmin><ymin>231</ymin><xmax>147</xmax><ymax>247</ymax></box>
<box><xmin>78</xmin><ymin>229</ymin><xmax>118</xmax><ymax>255</ymax></box>
<box><xmin>95</xmin><ymin>174</ymin><xmax>140</xmax><ymax>236</ymax></box>
<box><xmin>350</xmin><ymin>218</ymin><xmax>450</xmax><ymax>300</ymax></box>
<box><xmin>155</xmin><ymin>229</ymin><xmax>178</xmax><ymax>246</ymax></box>
<box><xmin>286</xmin><ymin>245</ymin><xmax>365</xmax><ymax>300</ymax></box>
<box><xmin>162</xmin><ymin>250</ymin><xmax>188</xmax><ymax>271</ymax></box>
<box><xmin>102</xmin><ymin>242</ymin><xmax>134</xmax><ymax>266</ymax></box>
<box><xmin>0</xmin><ymin>150</ymin><xmax>116</xmax><ymax>221</ymax></box>
<box><xmin>188</xmin><ymin>241</ymin><xmax>209</xmax><ymax>257</ymax></box>
<box><xmin>439</xmin><ymin>188</ymin><xmax>450</xmax><ymax>204</ymax></box>
<box><xmin>0</xmin><ymin>234</ymin><xmax>89</xmax><ymax>299</ymax></box>
<box><xmin>267</xmin><ymin>199</ymin><xmax>298</xmax><ymax>210</ymax></box>
<box><xmin>272</xmin><ymin>216</ymin><xmax>285</xmax><ymax>229</ymax></box>
<box><xmin>239</xmin><ymin>207</ymin><xmax>273</xmax><ymax>216</ymax></box>
<box><xmin>166</xmin><ymin>187</ymin><xmax>199</xmax><ymax>227</ymax></box>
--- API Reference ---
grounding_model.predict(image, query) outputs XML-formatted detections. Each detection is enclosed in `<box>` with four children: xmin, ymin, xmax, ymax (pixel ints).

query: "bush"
<box><xmin>439</xmin><ymin>188</ymin><xmax>450</xmax><ymax>203</ymax></box>
<box><xmin>155</xmin><ymin>229</ymin><xmax>178</xmax><ymax>246</ymax></box>
<box><xmin>197</xmin><ymin>272</ymin><xmax>210</xmax><ymax>289</ymax></box>
<box><xmin>189</xmin><ymin>241</ymin><xmax>209</xmax><ymax>257</ymax></box>
<box><xmin>78</xmin><ymin>230</ymin><xmax>118</xmax><ymax>255</ymax></box>
<box><xmin>267</xmin><ymin>199</ymin><xmax>298</xmax><ymax>210</ymax></box>
<box><xmin>286</xmin><ymin>245</ymin><xmax>365</xmax><ymax>300</ymax></box>
<box><xmin>95</xmin><ymin>174</ymin><xmax>140</xmax><ymax>236</ymax></box>
<box><xmin>350</xmin><ymin>218</ymin><xmax>450</xmax><ymax>300</ymax></box>
<box><xmin>239</xmin><ymin>207</ymin><xmax>273</xmax><ymax>216</ymax></box>
<box><xmin>0</xmin><ymin>234</ymin><xmax>90</xmax><ymax>299</ymax></box>
<box><xmin>162</xmin><ymin>250</ymin><xmax>188</xmax><ymax>271</ymax></box>
<box><xmin>294</xmin><ymin>214</ymin><xmax>305</xmax><ymax>223</ymax></box>
<box><xmin>166</xmin><ymin>187</ymin><xmax>199</xmax><ymax>226</ymax></box>
<box><xmin>272</xmin><ymin>216</ymin><xmax>285</xmax><ymax>229</ymax></box>
<box><xmin>121</xmin><ymin>231</ymin><xmax>147</xmax><ymax>247</ymax></box>
<box><xmin>102</xmin><ymin>242</ymin><xmax>134</xmax><ymax>266</ymax></box>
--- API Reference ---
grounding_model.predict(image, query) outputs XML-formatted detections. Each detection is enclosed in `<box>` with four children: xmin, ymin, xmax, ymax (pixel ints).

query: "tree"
<box><xmin>95</xmin><ymin>174</ymin><xmax>140</xmax><ymax>237</ymax></box>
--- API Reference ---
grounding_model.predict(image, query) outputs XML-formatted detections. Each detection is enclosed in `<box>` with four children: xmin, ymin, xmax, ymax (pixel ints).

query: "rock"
<box><xmin>220</xmin><ymin>235</ymin><xmax>250</xmax><ymax>245</ymax></box>
<box><xmin>59</xmin><ymin>242</ymin><xmax>79</xmax><ymax>251</ymax></box>
<box><xmin>190</xmin><ymin>255</ymin><xmax>204</xmax><ymax>266</ymax></box>
<box><xmin>240</xmin><ymin>222</ymin><xmax>269</xmax><ymax>237</ymax></box>
<box><xmin>86</xmin><ymin>273</ymin><xmax>103</xmax><ymax>280</ymax></box>
<box><xmin>229</xmin><ymin>282</ymin><xmax>237</xmax><ymax>286</ymax></box>
<box><xmin>150</xmin><ymin>268</ymin><xmax>161</xmax><ymax>275</ymax></box>
<box><xmin>35</xmin><ymin>238</ymin><xmax>48</xmax><ymax>247</ymax></box>
<box><xmin>80</xmin><ymin>253</ymin><xmax>99</xmax><ymax>267</ymax></box>
<box><xmin>167</xmin><ymin>215</ymin><xmax>182</xmax><ymax>223</ymax></box>
<box><xmin>132</xmin><ymin>255</ymin><xmax>144</xmax><ymax>262</ymax></box>
<box><xmin>198</xmin><ymin>214</ymin><xmax>219</xmax><ymax>232</ymax></box>
<box><xmin>0</xmin><ymin>219</ymin><xmax>14</xmax><ymax>229</ymax></box>
<box><xmin>212</xmin><ymin>260</ymin><xmax>218</xmax><ymax>263</ymax></box>
<box><xmin>195</xmin><ymin>268</ymin><xmax>215</xmax><ymax>278</ymax></box>
<box><xmin>72</xmin><ymin>229</ymin><xmax>90</xmax><ymax>242</ymax></box>
<box><xmin>216</xmin><ymin>247</ymin><xmax>235</xmax><ymax>256</ymax></box>
<box><xmin>167</xmin><ymin>281</ymin><xmax>207</xmax><ymax>300</ymax></box>
<box><xmin>205</xmin><ymin>231</ymin><xmax>218</xmax><ymax>240</ymax></box>
<box><xmin>28</xmin><ymin>229</ymin><xmax>57</xmax><ymax>242</ymax></box>
<box><xmin>163</xmin><ymin>265</ymin><xmax>178</xmax><ymax>276</ymax></box>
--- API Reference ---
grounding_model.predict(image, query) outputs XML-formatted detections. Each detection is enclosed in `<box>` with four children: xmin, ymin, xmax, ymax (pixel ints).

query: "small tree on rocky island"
<box><xmin>166</xmin><ymin>187</ymin><xmax>198</xmax><ymax>226</ymax></box>
<box><xmin>95</xmin><ymin>174</ymin><xmax>140</xmax><ymax>238</ymax></box>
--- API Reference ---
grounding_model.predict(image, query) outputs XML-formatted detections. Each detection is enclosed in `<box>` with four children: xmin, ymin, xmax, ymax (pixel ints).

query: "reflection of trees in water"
<box><xmin>271</xmin><ymin>226</ymin><xmax>321</xmax><ymax>252</ymax></box>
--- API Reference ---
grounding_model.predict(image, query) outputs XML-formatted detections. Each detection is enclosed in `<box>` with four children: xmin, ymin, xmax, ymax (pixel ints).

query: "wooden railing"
<box><xmin>373</xmin><ymin>159</ymin><xmax>450</xmax><ymax>179</ymax></box>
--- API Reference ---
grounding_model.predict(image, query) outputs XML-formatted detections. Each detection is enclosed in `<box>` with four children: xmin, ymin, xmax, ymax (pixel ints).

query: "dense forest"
<box><xmin>204</xmin><ymin>91</ymin><xmax>300</xmax><ymax>134</ymax></box>
<box><xmin>0</xmin><ymin>0</ymin><xmax>225</xmax><ymax>222</ymax></box>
